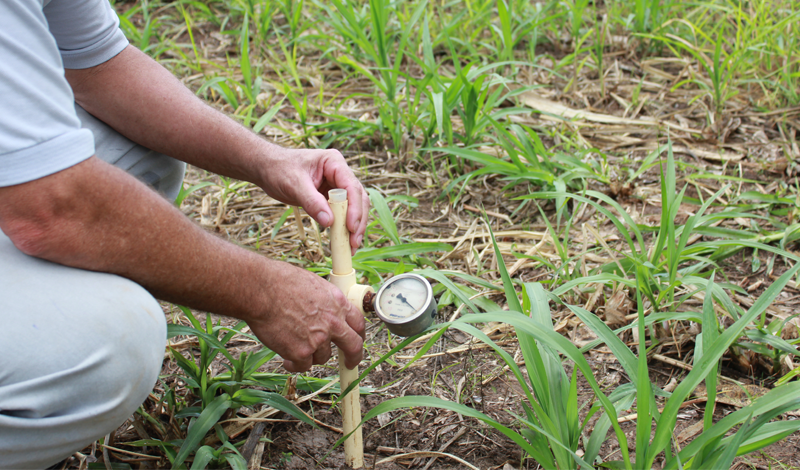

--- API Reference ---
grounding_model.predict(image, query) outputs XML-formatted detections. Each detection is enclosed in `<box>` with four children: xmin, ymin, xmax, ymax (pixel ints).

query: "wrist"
<box><xmin>237</xmin><ymin>137</ymin><xmax>285</xmax><ymax>189</ymax></box>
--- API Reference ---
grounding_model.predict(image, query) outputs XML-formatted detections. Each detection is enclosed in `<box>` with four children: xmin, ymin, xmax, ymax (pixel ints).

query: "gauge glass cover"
<box><xmin>378</xmin><ymin>276</ymin><xmax>429</xmax><ymax>321</ymax></box>
<box><xmin>374</xmin><ymin>273</ymin><xmax>436</xmax><ymax>336</ymax></box>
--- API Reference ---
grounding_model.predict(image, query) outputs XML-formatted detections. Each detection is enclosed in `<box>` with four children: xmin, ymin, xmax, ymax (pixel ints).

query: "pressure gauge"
<box><xmin>373</xmin><ymin>273</ymin><xmax>437</xmax><ymax>337</ymax></box>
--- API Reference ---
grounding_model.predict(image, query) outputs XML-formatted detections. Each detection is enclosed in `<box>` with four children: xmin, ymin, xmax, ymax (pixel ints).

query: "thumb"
<box><xmin>300</xmin><ymin>187</ymin><xmax>333</xmax><ymax>228</ymax></box>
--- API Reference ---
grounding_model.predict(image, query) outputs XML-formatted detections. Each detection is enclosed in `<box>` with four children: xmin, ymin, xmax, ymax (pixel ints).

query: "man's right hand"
<box><xmin>249</xmin><ymin>263</ymin><xmax>365</xmax><ymax>372</ymax></box>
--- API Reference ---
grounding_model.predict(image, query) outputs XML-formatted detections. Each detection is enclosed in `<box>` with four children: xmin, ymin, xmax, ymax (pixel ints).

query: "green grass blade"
<box><xmin>664</xmin><ymin>387</ymin><xmax>800</xmax><ymax>469</ymax></box>
<box><xmin>190</xmin><ymin>446</ymin><xmax>215</xmax><ymax>470</ymax></box>
<box><xmin>518</xmin><ymin>191</ymin><xmax>644</xmax><ymax>255</ymax></box>
<box><xmin>650</xmin><ymin>140</ymin><xmax>676</xmax><ymax>265</ymax></box>
<box><xmin>450</xmin><ymin>311</ymin><xmax>633</xmax><ymax>467</ymax></box>
<box><xmin>352</xmin><ymin>242</ymin><xmax>452</xmax><ymax>262</ymax></box>
<box><xmin>634</xmin><ymin>282</ymin><xmax>652</xmax><ymax>467</ymax></box>
<box><xmin>584</xmin><ymin>386</ymin><xmax>636</xmax><ymax>463</ymax></box>
<box><xmin>415</xmin><ymin>268</ymin><xmax>481</xmax><ymax>313</ymax></box>
<box><xmin>253</xmin><ymin>98</ymin><xmax>286</xmax><ymax>133</ymax></box>
<box><xmin>367</xmin><ymin>188</ymin><xmax>400</xmax><ymax>245</ymax></box>
<box><xmin>701</xmin><ymin>274</ymin><xmax>719</xmax><ymax>432</ymax></box>
<box><xmin>232</xmin><ymin>389</ymin><xmax>314</xmax><ymax>425</ymax></box>
<box><xmin>173</xmin><ymin>393</ymin><xmax>232</xmax><ymax>468</ymax></box>
<box><xmin>425</xmin><ymin>147</ymin><xmax>522</xmax><ymax>175</ymax></box>
<box><xmin>270</xmin><ymin>207</ymin><xmax>293</xmax><ymax>239</ymax></box>
<box><xmin>224</xmin><ymin>453</ymin><xmax>248</xmax><ymax>470</ymax></box>
<box><xmin>167</xmin><ymin>324</ymin><xmax>236</xmax><ymax>363</ymax></box>
<box><xmin>566</xmin><ymin>304</ymin><xmax>638</xmax><ymax>382</ymax></box>
<box><xmin>239</xmin><ymin>12</ymin><xmax>253</xmax><ymax>103</ymax></box>
<box><xmin>735</xmin><ymin>420</ymin><xmax>800</xmax><ymax>455</ymax></box>
<box><xmin>712</xmin><ymin>415</ymin><xmax>752</xmax><ymax>470</ymax></box>
<box><xmin>520</xmin><ymin>283</ymin><xmax>573</xmax><ymax>466</ymax></box>
<box><xmin>487</xmin><ymin>218</ymin><xmax>522</xmax><ymax>313</ymax></box>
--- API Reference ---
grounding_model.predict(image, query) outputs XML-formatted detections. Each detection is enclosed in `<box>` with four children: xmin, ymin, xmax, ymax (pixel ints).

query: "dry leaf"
<box><xmin>693</xmin><ymin>383</ymin><xmax>770</xmax><ymax>408</ymax></box>
<box><xmin>521</xmin><ymin>90</ymin><xmax>658</xmax><ymax>126</ymax></box>
<box><xmin>605</xmin><ymin>290</ymin><xmax>631</xmax><ymax>326</ymax></box>
<box><xmin>677</xmin><ymin>421</ymin><xmax>704</xmax><ymax>444</ymax></box>
<box><xmin>282</xmin><ymin>375</ymin><xmax>297</xmax><ymax>401</ymax></box>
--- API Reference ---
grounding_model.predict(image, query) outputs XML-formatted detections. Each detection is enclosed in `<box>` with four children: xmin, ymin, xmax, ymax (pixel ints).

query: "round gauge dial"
<box><xmin>378</xmin><ymin>277</ymin><xmax>428</xmax><ymax>320</ymax></box>
<box><xmin>374</xmin><ymin>273</ymin><xmax>437</xmax><ymax>337</ymax></box>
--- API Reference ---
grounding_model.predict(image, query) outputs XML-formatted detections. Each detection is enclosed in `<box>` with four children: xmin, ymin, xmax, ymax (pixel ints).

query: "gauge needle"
<box><xmin>396</xmin><ymin>293</ymin><xmax>417</xmax><ymax>311</ymax></box>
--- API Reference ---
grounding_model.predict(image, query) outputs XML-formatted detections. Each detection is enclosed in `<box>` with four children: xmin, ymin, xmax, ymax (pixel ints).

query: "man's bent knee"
<box><xmin>0</xmin><ymin>237</ymin><xmax>166</xmax><ymax>468</ymax></box>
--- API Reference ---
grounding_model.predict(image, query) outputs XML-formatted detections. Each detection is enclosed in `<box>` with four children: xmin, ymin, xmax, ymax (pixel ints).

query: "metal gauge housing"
<box><xmin>374</xmin><ymin>273</ymin><xmax>437</xmax><ymax>337</ymax></box>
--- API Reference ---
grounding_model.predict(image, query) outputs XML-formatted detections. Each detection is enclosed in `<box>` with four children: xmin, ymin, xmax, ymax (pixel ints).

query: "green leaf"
<box><xmin>447</xmin><ymin>311</ymin><xmax>633</xmax><ymax>466</ymax></box>
<box><xmin>566</xmin><ymin>304</ymin><xmax>638</xmax><ymax>383</ymax></box>
<box><xmin>232</xmin><ymin>389</ymin><xmax>315</xmax><ymax>426</ymax></box>
<box><xmin>712</xmin><ymin>415</ymin><xmax>752</xmax><ymax>470</ymax></box>
<box><xmin>486</xmin><ymin>219</ymin><xmax>522</xmax><ymax>313</ymax></box>
<box><xmin>353</xmin><ymin>243</ymin><xmax>452</xmax><ymax>262</ymax></box>
<box><xmin>167</xmin><ymin>324</ymin><xmax>236</xmax><ymax>363</ymax></box>
<box><xmin>173</xmin><ymin>394</ymin><xmax>233</xmax><ymax>468</ymax></box>
<box><xmin>735</xmin><ymin>420</ymin><xmax>800</xmax><ymax>454</ymax></box>
<box><xmin>253</xmin><ymin>98</ymin><xmax>286</xmax><ymax>133</ymax></box>
<box><xmin>739</xmin><ymin>191</ymin><xmax>795</xmax><ymax>206</ymax></box>
<box><xmin>414</xmin><ymin>269</ymin><xmax>481</xmax><ymax>313</ymax></box>
<box><xmin>224</xmin><ymin>453</ymin><xmax>248</xmax><ymax>470</ymax></box>
<box><xmin>175</xmin><ymin>181</ymin><xmax>215</xmax><ymax>207</ymax></box>
<box><xmin>598</xmin><ymin>462</ymin><xmax>630</xmax><ymax>470</ymax></box>
<box><xmin>367</xmin><ymin>188</ymin><xmax>400</xmax><ymax>245</ymax></box>
<box><xmin>585</xmin><ymin>386</ymin><xmax>636</xmax><ymax>463</ymax></box>
<box><xmin>270</xmin><ymin>208</ymin><xmax>293</xmax><ymax>239</ymax></box>
<box><xmin>427</xmin><ymin>146</ymin><xmax>530</xmax><ymax>175</ymax></box>
<box><xmin>352</xmin><ymin>395</ymin><xmax>593</xmax><ymax>468</ymax></box>
<box><xmin>518</xmin><ymin>190</ymin><xmax>645</xmax><ymax>256</ymax></box>
<box><xmin>190</xmin><ymin>446</ymin><xmax>216</xmax><ymax>470</ymax></box>
<box><xmin>239</xmin><ymin>12</ymin><xmax>253</xmax><ymax>103</ymax></box>
<box><xmin>634</xmin><ymin>284</ymin><xmax>653</xmax><ymax>467</ymax></box>
<box><xmin>701</xmin><ymin>273</ymin><xmax>720</xmax><ymax>433</ymax></box>
<box><xmin>743</xmin><ymin>329</ymin><xmax>800</xmax><ymax>357</ymax></box>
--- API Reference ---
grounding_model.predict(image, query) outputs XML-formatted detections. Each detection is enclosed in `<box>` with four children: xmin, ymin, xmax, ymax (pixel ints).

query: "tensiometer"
<box><xmin>371</xmin><ymin>273</ymin><xmax>437</xmax><ymax>337</ymax></box>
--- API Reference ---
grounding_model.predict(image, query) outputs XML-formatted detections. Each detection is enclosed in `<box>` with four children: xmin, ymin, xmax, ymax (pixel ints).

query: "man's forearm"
<box><xmin>2</xmin><ymin>157</ymin><xmax>272</xmax><ymax>316</ymax></box>
<box><xmin>0</xmin><ymin>157</ymin><xmax>365</xmax><ymax>370</ymax></box>
<box><xmin>66</xmin><ymin>45</ymin><xmax>369</xmax><ymax>249</ymax></box>
<box><xmin>65</xmin><ymin>46</ymin><xmax>273</xmax><ymax>185</ymax></box>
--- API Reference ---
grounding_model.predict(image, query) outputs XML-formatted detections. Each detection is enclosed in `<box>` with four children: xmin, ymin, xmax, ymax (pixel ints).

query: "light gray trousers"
<box><xmin>0</xmin><ymin>106</ymin><xmax>186</xmax><ymax>469</ymax></box>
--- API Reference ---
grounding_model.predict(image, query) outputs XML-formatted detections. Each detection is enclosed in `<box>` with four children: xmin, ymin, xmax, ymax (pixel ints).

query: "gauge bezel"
<box><xmin>374</xmin><ymin>273</ymin><xmax>436</xmax><ymax>336</ymax></box>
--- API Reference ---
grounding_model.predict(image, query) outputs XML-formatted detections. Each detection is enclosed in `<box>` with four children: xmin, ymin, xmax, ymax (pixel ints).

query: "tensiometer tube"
<box><xmin>327</xmin><ymin>189</ymin><xmax>364</xmax><ymax>469</ymax></box>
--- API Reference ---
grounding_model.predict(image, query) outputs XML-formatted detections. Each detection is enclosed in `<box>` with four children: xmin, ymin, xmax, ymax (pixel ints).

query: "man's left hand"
<box><xmin>255</xmin><ymin>146</ymin><xmax>369</xmax><ymax>254</ymax></box>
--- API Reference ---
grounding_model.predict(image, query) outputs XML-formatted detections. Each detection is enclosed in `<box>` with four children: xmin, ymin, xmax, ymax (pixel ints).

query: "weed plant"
<box><xmin>130</xmin><ymin>308</ymin><xmax>315</xmax><ymax>468</ymax></box>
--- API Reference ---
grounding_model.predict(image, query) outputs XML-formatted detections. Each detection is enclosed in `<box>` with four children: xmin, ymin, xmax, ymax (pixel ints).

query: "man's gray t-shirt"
<box><xmin>0</xmin><ymin>0</ymin><xmax>129</xmax><ymax>187</ymax></box>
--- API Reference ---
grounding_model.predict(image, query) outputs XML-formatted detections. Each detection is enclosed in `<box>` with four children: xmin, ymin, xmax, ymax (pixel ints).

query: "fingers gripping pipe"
<box><xmin>328</xmin><ymin>189</ymin><xmax>372</xmax><ymax>469</ymax></box>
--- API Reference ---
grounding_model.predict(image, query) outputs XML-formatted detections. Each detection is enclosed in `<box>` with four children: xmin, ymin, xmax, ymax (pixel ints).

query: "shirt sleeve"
<box><xmin>0</xmin><ymin>0</ymin><xmax>94</xmax><ymax>187</ymax></box>
<box><xmin>44</xmin><ymin>0</ymin><xmax>130</xmax><ymax>69</ymax></box>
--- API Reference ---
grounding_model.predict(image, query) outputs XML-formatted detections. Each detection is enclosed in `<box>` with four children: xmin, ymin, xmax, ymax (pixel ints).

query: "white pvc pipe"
<box><xmin>328</xmin><ymin>190</ymin><xmax>364</xmax><ymax>469</ymax></box>
<box><xmin>329</xmin><ymin>191</ymin><xmax>353</xmax><ymax>276</ymax></box>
